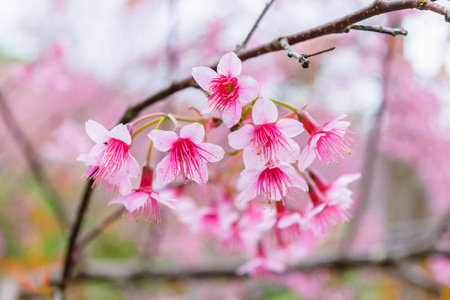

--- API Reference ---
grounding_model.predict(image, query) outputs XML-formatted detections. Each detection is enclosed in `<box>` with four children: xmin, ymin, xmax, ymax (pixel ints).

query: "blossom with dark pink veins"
<box><xmin>79</xmin><ymin>120</ymin><xmax>140</xmax><ymax>187</ymax></box>
<box><xmin>298</xmin><ymin>112</ymin><xmax>352</xmax><ymax>171</ymax></box>
<box><xmin>229</xmin><ymin>97</ymin><xmax>303</xmax><ymax>168</ymax></box>
<box><xmin>237</xmin><ymin>162</ymin><xmax>308</xmax><ymax>205</ymax></box>
<box><xmin>108</xmin><ymin>165</ymin><xmax>175</xmax><ymax>223</ymax></box>
<box><xmin>192</xmin><ymin>52</ymin><xmax>259</xmax><ymax>128</ymax></box>
<box><xmin>148</xmin><ymin>123</ymin><xmax>225</xmax><ymax>185</ymax></box>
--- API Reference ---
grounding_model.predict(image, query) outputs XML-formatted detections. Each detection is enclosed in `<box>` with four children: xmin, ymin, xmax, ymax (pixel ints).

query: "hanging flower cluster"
<box><xmin>78</xmin><ymin>52</ymin><xmax>358</xmax><ymax>276</ymax></box>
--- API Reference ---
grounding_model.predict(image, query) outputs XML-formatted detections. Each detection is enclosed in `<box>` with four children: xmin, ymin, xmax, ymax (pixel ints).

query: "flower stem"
<box><xmin>132</xmin><ymin>118</ymin><xmax>165</xmax><ymax>139</ymax></box>
<box><xmin>146</xmin><ymin>117</ymin><xmax>167</xmax><ymax>163</ymax></box>
<box><xmin>269</xmin><ymin>98</ymin><xmax>300</xmax><ymax>113</ymax></box>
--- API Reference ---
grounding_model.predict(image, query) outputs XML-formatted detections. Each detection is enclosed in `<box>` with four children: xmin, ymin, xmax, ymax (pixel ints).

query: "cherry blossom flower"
<box><xmin>306</xmin><ymin>184</ymin><xmax>351</xmax><ymax>234</ymax></box>
<box><xmin>79</xmin><ymin>120</ymin><xmax>140</xmax><ymax>187</ymax></box>
<box><xmin>148</xmin><ymin>123</ymin><xmax>225</xmax><ymax>185</ymax></box>
<box><xmin>108</xmin><ymin>165</ymin><xmax>175</xmax><ymax>223</ymax></box>
<box><xmin>309</xmin><ymin>170</ymin><xmax>360</xmax><ymax>210</ymax></box>
<box><xmin>236</xmin><ymin>242</ymin><xmax>285</xmax><ymax>277</ymax></box>
<box><xmin>228</xmin><ymin>97</ymin><xmax>303</xmax><ymax>168</ymax></box>
<box><xmin>298</xmin><ymin>112</ymin><xmax>352</xmax><ymax>171</ymax></box>
<box><xmin>237</xmin><ymin>162</ymin><xmax>308</xmax><ymax>205</ymax></box>
<box><xmin>192</xmin><ymin>52</ymin><xmax>259</xmax><ymax>128</ymax></box>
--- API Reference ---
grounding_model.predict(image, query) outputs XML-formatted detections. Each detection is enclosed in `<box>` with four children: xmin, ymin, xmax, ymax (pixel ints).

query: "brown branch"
<box><xmin>118</xmin><ymin>0</ymin><xmax>450</xmax><ymax>125</ymax></box>
<box><xmin>0</xmin><ymin>92</ymin><xmax>67</xmax><ymax>228</ymax></box>
<box><xmin>278</xmin><ymin>37</ymin><xmax>335</xmax><ymax>68</ymax></box>
<box><xmin>346</xmin><ymin>24</ymin><xmax>408</xmax><ymax>36</ymax></box>
<box><xmin>72</xmin><ymin>247</ymin><xmax>450</xmax><ymax>282</ymax></box>
<box><xmin>237</xmin><ymin>0</ymin><xmax>277</xmax><ymax>50</ymax></box>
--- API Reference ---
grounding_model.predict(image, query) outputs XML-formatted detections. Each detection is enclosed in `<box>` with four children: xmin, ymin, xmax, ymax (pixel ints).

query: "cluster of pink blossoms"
<box><xmin>79</xmin><ymin>52</ymin><xmax>358</xmax><ymax>276</ymax></box>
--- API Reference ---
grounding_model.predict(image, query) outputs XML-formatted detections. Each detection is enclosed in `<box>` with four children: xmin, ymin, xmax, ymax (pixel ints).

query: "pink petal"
<box><xmin>237</xmin><ymin>186</ymin><xmax>257</xmax><ymax>203</ymax></box>
<box><xmin>322</xmin><ymin>115</ymin><xmax>347</xmax><ymax>131</ymax></box>
<box><xmin>148</xmin><ymin>130</ymin><xmax>178</xmax><ymax>152</ymax></box>
<box><xmin>190</xmin><ymin>163</ymin><xmax>209</xmax><ymax>184</ymax></box>
<box><xmin>221</xmin><ymin>100</ymin><xmax>242</xmax><ymax>128</ymax></box>
<box><xmin>237</xmin><ymin>75</ymin><xmax>259</xmax><ymax>103</ymax></box>
<box><xmin>280</xmin><ymin>165</ymin><xmax>308</xmax><ymax>192</ymax></box>
<box><xmin>108</xmin><ymin>191</ymin><xmax>148</xmax><ymax>212</ymax></box>
<box><xmin>200</xmin><ymin>102</ymin><xmax>215</xmax><ymax>114</ymax></box>
<box><xmin>180</xmin><ymin>123</ymin><xmax>204</xmax><ymax>144</ymax></box>
<box><xmin>243</xmin><ymin>145</ymin><xmax>267</xmax><ymax>169</ymax></box>
<box><xmin>252</xmin><ymin>98</ymin><xmax>277</xmax><ymax>125</ymax></box>
<box><xmin>198</xmin><ymin>142</ymin><xmax>225</xmax><ymax>162</ymax></box>
<box><xmin>110</xmin><ymin>123</ymin><xmax>132</xmax><ymax>145</ymax></box>
<box><xmin>191</xmin><ymin>67</ymin><xmax>217</xmax><ymax>91</ymax></box>
<box><xmin>278</xmin><ymin>213</ymin><xmax>303</xmax><ymax>228</ymax></box>
<box><xmin>155</xmin><ymin>155</ymin><xmax>177</xmax><ymax>185</ymax></box>
<box><xmin>237</xmin><ymin>168</ymin><xmax>261</xmax><ymax>191</ymax></box>
<box><xmin>152</xmin><ymin>192</ymin><xmax>177</xmax><ymax>210</ymax></box>
<box><xmin>228</xmin><ymin>124</ymin><xmax>255</xmax><ymax>149</ymax></box>
<box><xmin>298</xmin><ymin>134</ymin><xmax>323</xmax><ymax>171</ymax></box>
<box><xmin>335</xmin><ymin>173</ymin><xmax>361</xmax><ymax>187</ymax></box>
<box><xmin>274</xmin><ymin>137</ymin><xmax>300</xmax><ymax>163</ymax></box>
<box><xmin>126</xmin><ymin>155</ymin><xmax>141</xmax><ymax>178</ymax></box>
<box><xmin>85</xmin><ymin>120</ymin><xmax>109</xmax><ymax>144</ymax></box>
<box><xmin>276</xmin><ymin>118</ymin><xmax>304</xmax><ymax>137</ymax></box>
<box><xmin>217</xmin><ymin>52</ymin><xmax>241</xmax><ymax>77</ymax></box>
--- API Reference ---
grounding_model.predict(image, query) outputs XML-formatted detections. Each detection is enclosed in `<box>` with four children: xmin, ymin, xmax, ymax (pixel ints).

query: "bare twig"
<box><xmin>237</xmin><ymin>0</ymin><xmax>277</xmax><ymax>50</ymax></box>
<box><xmin>346</xmin><ymin>24</ymin><xmax>408</xmax><ymax>36</ymax></box>
<box><xmin>75</xmin><ymin>208</ymin><xmax>123</xmax><ymax>251</ymax></box>
<box><xmin>0</xmin><ymin>92</ymin><xmax>67</xmax><ymax>228</ymax></box>
<box><xmin>396</xmin><ymin>262</ymin><xmax>440</xmax><ymax>295</ymax></box>
<box><xmin>278</xmin><ymin>37</ymin><xmax>335</xmax><ymax>68</ymax></box>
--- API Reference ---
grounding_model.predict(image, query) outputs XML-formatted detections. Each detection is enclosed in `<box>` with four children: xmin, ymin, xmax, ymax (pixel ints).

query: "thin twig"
<box><xmin>396</xmin><ymin>262</ymin><xmax>440</xmax><ymax>295</ymax></box>
<box><xmin>75</xmin><ymin>208</ymin><xmax>124</xmax><ymax>251</ymax></box>
<box><xmin>278</xmin><ymin>37</ymin><xmax>335</xmax><ymax>68</ymax></box>
<box><xmin>57</xmin><ymin>179</ymin><xmax>94</xmax><ymax>298</ymax></box>
<box><xmin>237</xmin><ymin>0</ymin><xmax>277</xmax><ymax>50</ymax></box>
<box><xmin>346</xmin><ymin>24</ymin><xmax>408</xmax><ymax>36</ymax></box>
<box><xmin>0</xmin><ymin>92</ymin><xmax>67</xmax><ymax>228</ymax></box>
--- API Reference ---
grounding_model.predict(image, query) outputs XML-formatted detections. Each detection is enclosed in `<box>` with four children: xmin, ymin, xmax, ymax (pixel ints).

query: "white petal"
<box><xmin>217</xmin><ymin>52</ymin><xmax>242</xmax><ymax>77</ymax></box>
<box><xmin>110</xmin><ymin>123</ymin><xmax>132</xmax><ymax>145</ymax></box>
<box><xmin>85</xmin><ymin>120</ymin><xmax>109</xmax><ymax>144</ymax></box>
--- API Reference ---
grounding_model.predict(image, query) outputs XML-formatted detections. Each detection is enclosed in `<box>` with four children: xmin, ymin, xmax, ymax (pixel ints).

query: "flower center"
<box><xmin>256</xmin><ymin>166</ymin><xmax>296</xmax><ymax>205</ymax></box>
<box><xmin>253</xmin><ymin>124</ymin><xmax>289</xmax><ymax>162</ymax></box>
<box><xmin>208</xmin><ymin>75</ymin><xmax>239</xmax><ymax>110</ymax></box>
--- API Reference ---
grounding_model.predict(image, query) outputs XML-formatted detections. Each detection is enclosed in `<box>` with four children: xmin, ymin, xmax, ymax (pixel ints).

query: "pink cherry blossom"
<box><xmin>298</xmin><ymin>112</ymin><xmax>352</xmax><ymax>171</ymax></box>
<box><xmin>236</xmin><ymin>242</ymin><xmax>286</xmax><ymax>277</ymax></box>
<box><xmin>192</xmin><ymin>52</ymin><xmax>259</xmax><ymax>128</ymax></box>
<box><xmin>148</xmin><ymin>123</ymin><xmax>225</xmax><ymax>185</ymax></box>
<box><xmin>79</xmin><ymin>120</ymin><xmax>140</xmax><ymax>188</ymax></box>
<box><xmin>237</xmin><ymin>162</ymin><xmax>308</xmax><ymax>205</ymax></box>
<box><xmin>228</xmin><ymin>97</ymin><xmax>303</xmax><ymax>168</ymax></box>
<box><xmin>306</xmin><ymin>184</ymin><xmax>351</xmax><ymax>234</ymax></box>
<box><xmin>108</xmin><ymin>165</ymin><xmax>175</xmax><ymax>223</ymax></box>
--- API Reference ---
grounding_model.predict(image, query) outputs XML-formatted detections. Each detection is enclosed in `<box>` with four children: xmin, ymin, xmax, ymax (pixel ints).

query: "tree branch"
<box><xmin>346</xmin><ymin>24</ymin><xmax>408</xmax><ymax>36</ymax></box>
<box><xmin>278</xmin><ymin>37</ymin><xmax>335</xmax><ymax>68</ymax></box>
<box><xmin>237</xmin><ymin>0</ymin><xmax>277</xmax><ymax>50</ymax></box>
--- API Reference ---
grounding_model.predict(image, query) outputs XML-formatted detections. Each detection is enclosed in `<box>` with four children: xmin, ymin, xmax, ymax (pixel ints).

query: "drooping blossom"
<box><xmin>298</xmin><ymin>112</ymin><xmax>352</xmax><ymax>171</ymax></box>
<box><xmin>309</xmin><ymin>170</ymin><xmax>360</xmax><ymax>210</ymax></box>
<box><xmin>306</xmin><ymin>183</ymin><xmax>351</xmax><ymax>234</ymax></box>
<box><xmin>237</xmin><ymin>162</ymin><xmax>308</xmax><ymax>205</ymax></box>
<box><xmin>108</xmin><ymin>165</ymin><xmax>175</xmax><ymax>223</ymax></box>
<box><xmin>228</xmin><ymin>97</ymin><xmax>303</xmax><ymax>168</ymax></box>
<box><xmin>192</xmin><ymin>52</ymin><xmax>259</xmax><ymax>128</ymax></box>
<box><xmin>236</xmin><ymin>242</ymin><xmax>286</xmax><ymax>277</ymax></box>
<box><xmin>148</xmin><ymin>122</ymin><xmax>225</xmax><ymax>185</ymax></box>
<box><xmin>79</xmin><ymin>120</ymin><xmax>140</xmax><ymax>187</ymax></box>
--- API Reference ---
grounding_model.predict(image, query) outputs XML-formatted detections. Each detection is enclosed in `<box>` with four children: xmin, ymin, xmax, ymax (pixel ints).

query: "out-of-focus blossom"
<box><xmin>306</xmin><ymin>184</ymin><xmax>351</xmax><ymax>234</ymax></box>
<box><xmin>78</xmin><ymin>120</ymin><xmax>140</xmax><ymax>188</ymax></box>
<box><xmin>228</xmin><ymin>97</ymin><xmax>303</xmax><ymax>168</ymax></box>
<box><xmin>298</xmin><ymin>112</ymin><xmax>351</xmax><ymax>171</ymax></box>
<box><xmin>148</xmin><ymin>123</ymin><xmax>225</xmax><ymax>185</ymax></box>
<box><xmin>237</xmin><ymin>162</ymin><xmax>307</xmax><ymax>204</ymax></box>
<box><xmin>236</xmin><ymin>243</ymin><xmax>285</xmax><ymax>277</ymax></box>
<box><xmin>109</xmin><ymin>165</ymin><xmax>175</xmax><ymax>223</ymax></box>
<box><xmin>429</xmin><ymin>254</ymin><xmax>450</xmax><ymax>286</ymax></box>
<box><xmin>309</xmin><ymin>170</ymin><xmax>360</xmax><ymax>210</ymax></box>
<box><xmin>192</xmin><ymin>52</ymin><xmax>259</xmax><ymax>128</ymax></box>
